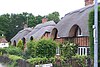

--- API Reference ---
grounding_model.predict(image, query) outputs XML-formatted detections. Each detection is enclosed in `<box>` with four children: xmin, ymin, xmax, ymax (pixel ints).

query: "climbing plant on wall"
<box><xmin>88</xmin><ymin>6</ymin><xmax>100</xmax><ymax>66</ymax></box>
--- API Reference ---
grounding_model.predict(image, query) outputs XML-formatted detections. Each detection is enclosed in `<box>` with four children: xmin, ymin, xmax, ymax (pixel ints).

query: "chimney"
<box><xmin>42</xmin><ymin>17</ymin><xmax>48</xmax><ymax>23</ymax></box>
<box><xmin>85</xmin><ymin>0</ymin><xmax>94</xmax><ymax>6</ymax></box>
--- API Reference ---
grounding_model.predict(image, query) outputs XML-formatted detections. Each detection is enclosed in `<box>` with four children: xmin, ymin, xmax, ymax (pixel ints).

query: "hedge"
<box><xmin>26</xmin><ymin>39</ymin><xmax>57</xmax><ymax>58</ymax></box>
<box><xmin>88</xmin><ymin>6</ymin><xmax>100</xmax><ymax>66</ymax></box>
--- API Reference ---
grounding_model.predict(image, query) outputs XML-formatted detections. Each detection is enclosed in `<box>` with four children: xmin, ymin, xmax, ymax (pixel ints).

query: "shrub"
<box><xmin>60</xmin><ymin>41</ymin><xmax>78</xmax><ymax>59</ymax></box>
<box><xmin>35</xmin><ymin>39</ymin><xmax>57</xmax><ymax>58</ymax></box>
<box><xmin>8</xmin><ymin>55</ymin><xmax>23</xmax><ymax>67</ymax></box>
<box><xmin>27</xmin><ymin>57</ymin><xmax>48</xmax><ymax>65</ymax></box>
<box><xmin>8</xmin><ymin>55</ymin><xmax>23</xmax><ymax>61</ymax></box>
<box><xmin>25</xmin><ymin>40</ymin><xmax>37</xmax><ymax>58</ymax></box>
<box><xmin>6</xmin><ymin>45</ymin><xmax>22</xmax><ymax>56</ymax></box>
<box><xmin>26</xmin><ymin>39</ymin><xmax>58</xmax><ymax>58</ymax></box>
<box><xmin>72</xmin><ymin>55</ymin><xmax>88</xmax><ymax>67</ymax></box>
<box><xmin>17</xmin><ymin>39</ymin><xmax>24</xmax><ymax>50</ymax></box>
<box><xmin>27</xmin><ymin>57</ymin><xmax>56</xmax><ymax>66</ymax></box>
<box><xmin>0</xmin><ymin>48</ymin><xmax>7</xmax><ymax>55</ymax></box>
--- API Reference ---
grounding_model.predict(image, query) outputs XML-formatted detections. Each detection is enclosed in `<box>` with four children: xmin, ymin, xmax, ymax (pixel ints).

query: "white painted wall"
<box><xmin>0</xmin><ymin>43</ymin><xmax>9</xmax><ymax>48</ymax></box>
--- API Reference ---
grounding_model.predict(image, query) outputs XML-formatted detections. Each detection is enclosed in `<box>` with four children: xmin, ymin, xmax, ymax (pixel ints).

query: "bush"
<box><xmin>0</xmin><ymin>48</ymin><xmax>7</xmax><ymax>55</ymax></box>
<box><xmin>88</xmin><ymin>6</ymin><xmax>100</xmax><ymax>66</ymax></box>
<box><xmin>27</xmin><ymin>57</ymin><xmax>56</xmax><ymax>66</ymax></box>
<box><xmin>25</xmin><ymin>40</ymin><xmax>38</xmax><ymax>58</ymax></box>
<box><xmin>17</xmin><ymin>39</ymin><xmax>24</xmax><ymax>50</ymax></box>
<box><xmin>8</xmin><ymin>55</ymin><xmax>23</xmax><ymax>61</ymax></box>
<box><xmin>8</xmin><ymin>55</ymin><xmax>23</xmax><ymax>67</ymax></box>
<box><xmin>6</xmin><ymin>45</ymin><xmax>22</xmax><ymax>56</ymax></box>
<box><xmin>60</xmin><ymin>41</ymin><xmax>78</xmax><ymax>59</ymax></box>
<box><xmin>35</xmin><ymin>39</ymin><xmax>57</xmax><ymax>58</ymax></box>
<box><xmin>26</xmin><ymin>39</ymin><xmax>58</xmax><ymax>58</ymax></box>
<box><xmin>72</xmin><ymin>55</ymin><xmax>88</xmax><ymax>67</ymax></box>
<box><xmin>27</xmin><ymin>57</ymin><xmax>48</xmax><ymax>65</ymax></box>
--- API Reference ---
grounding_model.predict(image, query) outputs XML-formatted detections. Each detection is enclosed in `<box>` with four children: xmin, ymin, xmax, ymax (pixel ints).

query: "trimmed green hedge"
<box><xmin>26</xmin><ymin>39</ymin><xmax>57</xmax><ymax>58</ymax></box>
<box><xmin>88</xmin><ymin>6</ymin><xmax>100</xmax><ymax>66</ymax></box>
<box><xmin>35</xmin><ymin>39</ymin><xmax>57</xmax><ymax>58</ymax></box>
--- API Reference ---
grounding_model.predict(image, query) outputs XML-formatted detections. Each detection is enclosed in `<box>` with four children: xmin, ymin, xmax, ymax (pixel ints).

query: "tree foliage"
<box><xmin>0</xmin><ymin>12</ymin><xmax>60</xmax><ymax>41</ymax></box>
<box><xmin>25</xmin><ymin>40</ymin><xmax>37</xmax><ymax>58</ymax></box>
<box><xmin>47</xmin><ymin>11</ymin><xmax>60</xmax><ymax>23</ymax></box>
<box><xmin>17</xmin><ymin>39</ymin><xmax>24</xmax><ymax>50</ymax></box>
<box><xmin>0</xmin><ymin>46</ymin><xmax>23</xmax><ymax>57</ymax></box>
<box><xmin>88</xmin><ymin>6</ymin><xmax>100</xmax><ymax>66</ymax></box>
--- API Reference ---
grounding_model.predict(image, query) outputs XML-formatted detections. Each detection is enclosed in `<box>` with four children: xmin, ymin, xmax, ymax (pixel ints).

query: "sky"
<box><xmin>0</xmin><ymin>0</ymin><xmax>100</xmax><ymax>18</ymax></box>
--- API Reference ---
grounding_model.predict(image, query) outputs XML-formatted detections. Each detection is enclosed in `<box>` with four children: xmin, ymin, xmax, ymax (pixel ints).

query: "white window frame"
<box><xmin>77</xmin><ymin>47</ymin><xmax>90</xmax><ymax>56</ymax></box>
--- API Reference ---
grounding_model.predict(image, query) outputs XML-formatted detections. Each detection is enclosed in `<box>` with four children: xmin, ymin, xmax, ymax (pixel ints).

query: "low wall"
<box><xmin>0</xmin><ymin>56</ymin><xmax>93</xmax><ymax>67</ymax></box>
<box><xmin>0</xmin><ymin>56</ymin><xmax>31</xmax><ymax>67</ymax></box>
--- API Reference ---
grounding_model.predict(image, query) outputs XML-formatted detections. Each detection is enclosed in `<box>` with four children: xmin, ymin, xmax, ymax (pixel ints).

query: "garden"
<box><xmin>0</xmin><ymin>38</ymin><xmax>88</xmax><ymax>67</ymax></box>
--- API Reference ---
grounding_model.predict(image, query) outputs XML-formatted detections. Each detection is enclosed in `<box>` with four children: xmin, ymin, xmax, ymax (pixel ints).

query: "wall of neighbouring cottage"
<box><xmin>42</xmin><ymin>32</ymin><xmax>50</xmax><ymax>39</ymax></box>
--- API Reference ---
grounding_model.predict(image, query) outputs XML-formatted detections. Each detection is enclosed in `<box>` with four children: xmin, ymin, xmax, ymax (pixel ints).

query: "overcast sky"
<box><xmin>0</xmin><ymin>0</ymin><xmax>100</xmax><ymax>18</ymax></box>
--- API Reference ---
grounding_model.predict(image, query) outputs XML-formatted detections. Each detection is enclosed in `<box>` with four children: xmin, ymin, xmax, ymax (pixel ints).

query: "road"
<box><xmin>0</xmin><ymin>63</ymin><xmax>7</xmax><ymax>67</ymax></box>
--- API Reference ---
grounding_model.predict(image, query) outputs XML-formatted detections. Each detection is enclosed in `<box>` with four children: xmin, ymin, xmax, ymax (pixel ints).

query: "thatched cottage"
<box><xmin>11</xmin><ymin>0</ymin><xmax>99</xmax><ymax>56</ymax></box>
<box><xmin>10</xmin><ymin>18</ymin><xmax>56</xmax><ymax>46</ymax></box>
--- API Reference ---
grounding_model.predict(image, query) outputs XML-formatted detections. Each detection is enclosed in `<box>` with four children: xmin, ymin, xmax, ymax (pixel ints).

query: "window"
<box><xmin>51</xmin><ymin>28</ymin><xmax>58</xmax><ymax>40</ymax></box>
<box><xmin>77</xmin><ymin>47</ymin><xmax>90</xmax><ymax>56</ymax></box>
<box><xmin>77</xmin><ymin>27</ymin><xmax>81</xmax><ymax>36</ymax></box>
<box><xmin>56</xmin><ymin>46</ymin><xmax>60</xmax><ymax>55</ymax></box>
<box><xmin>22</xmin><ymin>38</ymin><xmax>26</xmax><ymax>45</ymax></box>
<box><xmin>69</xmin><ymin>24</ymin><xmax>81</xmax><ymax>37</ymax></box>
<box><xmin>13</xmin><ymin>40</ymin><xmax>16</xmax><ymax>46</ymax></box>
<box><xmin>30</xmin><ymin>36</ymin><xmax>33</xmax><ymax>41</ymax></box>
<box><xmin>87</xmin><ymin>48</ymin><xmax>90</xmax><ymax>55</ymax></box>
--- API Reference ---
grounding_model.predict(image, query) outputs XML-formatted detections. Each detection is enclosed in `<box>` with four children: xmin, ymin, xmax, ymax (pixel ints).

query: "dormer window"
<box><xmin>69</xmin><ymin>24</ymin><xmax>81</xmax><ymax>37</ymax></box>
<box><xmin>51</xmin><ymin>28</ymin><xmax>58</xmax><ymax>40</ymax></box>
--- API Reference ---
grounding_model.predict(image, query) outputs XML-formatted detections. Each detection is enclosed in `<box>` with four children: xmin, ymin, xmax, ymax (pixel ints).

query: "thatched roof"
<box><xmin>34</xmin><ymin>21</ymin><xmax>55</xmax><ymax>29</ymax></box>
<box><xmin>0</xmin><ymin>38</ymin><xmax>8</xmax><ymax>43</ymax></box>
<box><xmin>55</xmin><ymin>4</ymin><xmax>96</xmax><ymax>37</ymax></box>
<box><xmin>24</xmin><ymin>21</ymin><xmax>56</xmax><ymax>41</ymax></box>
<box><xmin>10</xmin><ymin>28</ymin><xmax>32</xmax><ymax>44</ymax></box>
<box><xmin>10</xmin><ymin>21</ymin><xmax>56</xmax><ymax>44</ymax></box>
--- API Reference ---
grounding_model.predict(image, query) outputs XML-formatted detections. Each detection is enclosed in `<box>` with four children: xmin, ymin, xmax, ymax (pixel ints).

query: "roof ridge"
<box><xmin>64</xmin><ymin>4</ymin><xmax>95</xmax><ymax>17</ymax></box>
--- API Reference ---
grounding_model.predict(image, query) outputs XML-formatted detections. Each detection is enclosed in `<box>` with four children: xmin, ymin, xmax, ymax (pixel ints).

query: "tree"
<box><xmin>0</xmin><ymin>13</ymin><xmax>43</xmax><ymax>41</ymax></box>
<box><xmin>0</xmin><ymin>14</ymin><xmax>11</xmax><ymax>40</ymax></box>
<box><xmin>47</xmin><ymin>11</ymin><xmax>60</xmax><ymax>23</ymax></box>
<box><xmin>17</xmin><ymin>39</ymin><xmax>24</xmax><ymax>50</ymax></box>
<box><xmin>0</xmin><ymin>12</ymin><xmax>60</xmax><ymax>41</ymax></box>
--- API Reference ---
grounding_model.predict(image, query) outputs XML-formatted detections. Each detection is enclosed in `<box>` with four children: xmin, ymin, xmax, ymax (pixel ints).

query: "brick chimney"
<box><xmin>42</xmin><ymin>17</ymin><xmax>48</xmax><ymax>23</ymax></box>
<box><xmin>85</xmin><ymin>0</ymin><xmax>94</xmax><ymax>6</ymax></box>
